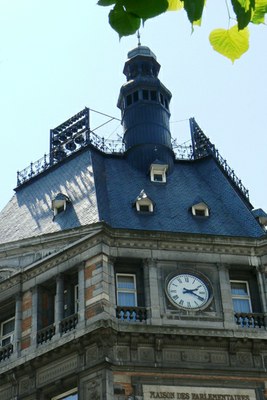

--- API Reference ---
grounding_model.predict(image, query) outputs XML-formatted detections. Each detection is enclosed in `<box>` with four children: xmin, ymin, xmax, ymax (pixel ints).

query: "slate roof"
<box><xmin>0</xmin><ymin>151</ymin><xmax>99</xmax><ymax>244</ymax></box>
<box><xmin>92</xmin><ymin>151</ymin><xmax>265</xmax><ymax>238</ymax></box>
<box><xmin>0</xmin><ymin>145</ymin><xmax>265</xmax><ymax>245</ymax></box>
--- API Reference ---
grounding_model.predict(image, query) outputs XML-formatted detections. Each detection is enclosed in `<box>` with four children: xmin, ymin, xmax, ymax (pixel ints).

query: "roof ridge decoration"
<box><xmin>189</xmin><ymin>117</ymin><xmax>250</xmax><ymax>204</ymax></box>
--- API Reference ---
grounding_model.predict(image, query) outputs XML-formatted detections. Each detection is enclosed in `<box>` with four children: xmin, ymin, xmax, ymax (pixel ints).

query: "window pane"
<box><xmin>233</xmin><ymin>299</ymin><xmax>251</xmax><ymax>313</ymax></box>
<box><xmin>117</xmin><ymin>276</ymin><xmax>135</xmax><ymax>289</ymax></box>
<box><xmin>231</xmin><ymin>282</ymin><xmax>248</xmax><ymax>296</ymax></box>
<box><xmin>118</xmin><ymin>292</ymin><xmax>135</xmax><ymax>307</ymax></box>
<box><xmin>3</xmin><ymin>319</ymin><xmax>15</xmax><ymax>335</ymax></box>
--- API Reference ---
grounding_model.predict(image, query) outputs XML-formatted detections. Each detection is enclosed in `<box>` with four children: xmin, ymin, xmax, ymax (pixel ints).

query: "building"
<box><xmin>0</xmin><ymin>44</ymin><xmax>267</xmax><ymax>400</ymax></box>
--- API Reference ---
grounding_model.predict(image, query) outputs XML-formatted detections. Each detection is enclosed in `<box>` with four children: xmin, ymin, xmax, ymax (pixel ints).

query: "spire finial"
<box><xmin>137</xmin><ymin>30</ymin><xmax>141</xmax><ymax>47</ymax></box>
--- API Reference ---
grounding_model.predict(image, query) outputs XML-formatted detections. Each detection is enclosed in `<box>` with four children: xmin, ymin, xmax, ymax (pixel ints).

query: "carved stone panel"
<box><xmin>0</xmin><ymin>385</ymin><xmax>13</xmax><ymax>400</ymax></box>
<box><xmin>138</xmin><ymin>347</ymin><xmax>155</xmax><ymax>362</ymax></box>
<box><xmin>116</xmin><ymin>346</ymin><xmax>130</xmax><ymax>362</ymax></box>
<box><xmin>36</xmin><ymin>354</ymin><xmax>78</xmax><ymax>387</ymax></box>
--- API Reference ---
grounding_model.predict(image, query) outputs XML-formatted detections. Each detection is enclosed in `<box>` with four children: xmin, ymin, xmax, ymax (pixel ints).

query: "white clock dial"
<box><xmin>166</xmin><ymin>273</ymin><xmax>210</xmax><ymax>310</ymax></box>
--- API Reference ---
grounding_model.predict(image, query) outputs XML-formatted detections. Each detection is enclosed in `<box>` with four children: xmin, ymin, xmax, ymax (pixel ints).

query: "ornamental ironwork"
<box><xmin>190</xmin><ymin>117</ymin><xmax>249</xmax><ymax>202</ymax></box>
<box><xmin>16</xmin><ymin>109</ymin><xmax>250</xmax><ymax>205</ymax></box>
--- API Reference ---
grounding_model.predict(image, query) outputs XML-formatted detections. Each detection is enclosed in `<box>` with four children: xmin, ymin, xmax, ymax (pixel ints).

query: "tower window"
<box><xmin>126</xmin><ymin>94</ymin><xmax>132</xmax><ymax>106</ymax></box>
<box><xmin>151</xmin><ymin>90</ymin><xmax>157</xmax><ymax>101</ymax></box>
<box><xmin>143</xmin><ymin>90</ymin><xmax>149</xmax><ymax>100</ymax></box>
<box><xmin>133</xmin><ymin>91</ymin><xmax>139</xmax><ymax>102</ymax></box>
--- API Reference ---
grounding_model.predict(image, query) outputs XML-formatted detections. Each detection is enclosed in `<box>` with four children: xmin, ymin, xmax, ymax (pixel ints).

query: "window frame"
<box><xmin>116</xmin><ymin>273</ymin><xmax>137</xmax><ymax>307</ymax></box>
<box><xmin>51</xmin><ymin>388</ymin><xmax>78</xmax><ymax>400</ymax></box>
<box><xmin>0</xmin><ymin>317</ymin><xmax>15</xmax><ymax>347</ymax></box>
<box><xmin>230</xmin><ymin>280</ymin><xmax>252</xmax><ymax>313</ymax></box>
<box><xmin>191</xmin><ymin>202</ymin><xmax>209</xmax><ymax>217</ymax></box>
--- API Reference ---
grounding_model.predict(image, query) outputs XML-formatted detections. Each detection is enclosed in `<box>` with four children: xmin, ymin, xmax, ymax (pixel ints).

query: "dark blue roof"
<box><xmin>0</xmin><ymin>146</ymin><xmax>265</xmax><ymax>245</ymax></box>
<box><xmin>92</xmin><ymin>151</ymin><xmax>264</xmax><ymax>238</ymax></box>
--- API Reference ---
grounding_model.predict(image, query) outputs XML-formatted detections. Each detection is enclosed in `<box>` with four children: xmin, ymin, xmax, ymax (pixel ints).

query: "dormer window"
<box><xmin>191</xmin><ymin>200</ymin><xmax>209</xmax><ymax>217</ymax></box>
<box><xmin>252</xmin><ymin>208</ymin><xmax>267</xmax><ymax>230</ymax></box>
<box><xmin>150</xmin><ymin>161</ymin><xmax>168</xmax><ymax>183</ymax></box>
<box><xmin>134</xmin><ymin>190</ymin><xmax>154</xmax><ymax>213</ymax></box>
<box><xmin>52</xmin><ymin>193</ymin><xmax>70</xmax><ymax>217</ymax></box>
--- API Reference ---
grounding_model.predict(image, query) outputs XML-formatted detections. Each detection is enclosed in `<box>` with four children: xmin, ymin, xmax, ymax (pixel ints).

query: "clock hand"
<box><xmin>182</xmin><ymin>288</ymin><xmax>205</xmax><ymax>302</ymax></box>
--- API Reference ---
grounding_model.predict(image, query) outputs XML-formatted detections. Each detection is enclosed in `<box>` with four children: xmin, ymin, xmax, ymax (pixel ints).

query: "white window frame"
<box><xmin>0</xmin><ymin>317</ymin><xmax>15</xmax><ymax>347</ymax></box>
<box><xmin>51</xmin><ymin>388</ymin><xmax>78</xmax><ymax>400</ymax></box>
<box><xmin>150</xmin><ymin>163</ymin><xmax>168</xmax><ymax>183</ymax></box>
<box><xmin>230</xmin><ymin>280</ymin><xmax>252</xmax><ymax>313</ymax></box>
<box><xmin>136</xmin><ymin>199</ymin><xmax>154</xmax><ymax>213</ymax></box>
<box><xmin>192</xmin><ymin>202</ymin><xmax>209</xmax><ymax>217</ymax></box>
<box><xmin>116</xmin><ymin>273</ymin><xmax>137</xmax><ymax>307</ymax></box>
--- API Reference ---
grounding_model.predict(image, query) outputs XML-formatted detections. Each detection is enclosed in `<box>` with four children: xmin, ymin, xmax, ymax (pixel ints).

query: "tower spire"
<box><xmin>137</xmin><ymin>30</ymin><xmax>141</xmax><ymax>47</ymax></box>
<box><xmin>117</xmin><ymin>45</ymin><xmax>174</xmax><ymax>172</ymax></box>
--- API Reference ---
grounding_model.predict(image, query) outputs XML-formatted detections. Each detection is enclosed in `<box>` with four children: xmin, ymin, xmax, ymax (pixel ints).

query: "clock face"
<box><xmin>166</xmin><ymin>273</ymin><xmax>210</xmax><ymax>310</ymax></box>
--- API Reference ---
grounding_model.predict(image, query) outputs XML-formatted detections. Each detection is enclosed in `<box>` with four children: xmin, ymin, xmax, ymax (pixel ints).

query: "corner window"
<box><xmin>0</xmin><ymin>317</ymin><xmax>15</xmax><ymax>347</ymax></box>
<box><xmin>116</xmin><ymin>274</ymin><xmax>137</xmax><ymax>307</ymax></box>
<box><xmin>231</xmin><ymin>280</ymin><xmax>252</xmax><ymax>313</ymax></box>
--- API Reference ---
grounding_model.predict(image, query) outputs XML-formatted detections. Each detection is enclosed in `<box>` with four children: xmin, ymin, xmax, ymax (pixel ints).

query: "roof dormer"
<box><xmin>252</xmin><ymin>208</ymin><xmax>267</xmax><ymax>229</ymax></box>
<box><xmin>52</xmin><ymin>193</ymin><xmax>70</xmax><ymax>218</ymax></box>
<box><xmin>150</xmin><ymin>160</ymin><xmax>168</xmax><ymax>183</ymax></box>
<box><xmin>134</xmin><ymin>190</ymin><xmax>154</xmax><ymax>213</ymax></box>
<box><xmin>191</xmin><ymin>199</ymin><xmax>210</xmax><ymax>217</ymax></box>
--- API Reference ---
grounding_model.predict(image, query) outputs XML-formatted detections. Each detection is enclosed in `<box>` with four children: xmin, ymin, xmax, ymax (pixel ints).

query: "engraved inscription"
<box><xmin>143</xmin><ymin>386</ymin><xmax>256</xmax><ymax>400</ymax></box>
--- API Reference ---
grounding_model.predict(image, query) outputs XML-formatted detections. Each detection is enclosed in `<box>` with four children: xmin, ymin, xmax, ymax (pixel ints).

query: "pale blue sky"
<box><xmin>0</xmin><ymin>0</ymin><xmax>266</xmax><ymax>212</ymax></box>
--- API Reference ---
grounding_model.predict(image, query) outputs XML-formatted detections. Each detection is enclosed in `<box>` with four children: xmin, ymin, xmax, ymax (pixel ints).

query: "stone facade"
<box><xmin>0</xmin><ymin>225</ymin><xmax>267</xmax><ymax>399</ymax></box>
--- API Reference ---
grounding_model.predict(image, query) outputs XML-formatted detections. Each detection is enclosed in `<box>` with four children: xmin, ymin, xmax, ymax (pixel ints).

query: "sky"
<box><xmin>0</xmin><ymin>0</ymin><xmax>266</xmax><ymax>212</ymax></box>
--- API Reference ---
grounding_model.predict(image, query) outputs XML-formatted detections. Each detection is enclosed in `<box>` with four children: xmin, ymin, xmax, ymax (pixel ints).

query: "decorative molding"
<box><xmin>36</xmin><ymin>354</ymin><xmax>78</xmax><ymax>387</ymax></box>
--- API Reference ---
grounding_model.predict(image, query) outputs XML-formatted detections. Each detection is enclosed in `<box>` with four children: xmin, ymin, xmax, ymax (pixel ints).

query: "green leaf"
<box><xmin>124</xmin><ymin>0</ymin><xmax>169</xmax><ymax>19</ymax></box>
<box><xmin>109</xmin><ymin>6</ymin><xmax>141</xmax><ymax>37</ymax></box>
<box><xmin>182</xmin><ymin>0</ymin><xmax>205</xmax><ymax>23</ymax></box>
<box><xmin>98</xmin><ymin>0</ymin><xmax>116</xmax><ymax>6</ymax></box>
<box><xmin>167</xmin><ymin>0</ymin><xmax>183</xmax><ymax>11</ymax></box>
<box><xmin>209</xmin><ymin>25</ymin><xmax>249</xmax><ymax>62</ymax></box>
<box><xmin>231</xmin><ymin>0</ymin><xmax>255</xmax><ymax>29</ymax></box>
<box><xmin>251</xmin><ymin>0</ymin><xmax>267</xmax><ymax>23</ymax></box>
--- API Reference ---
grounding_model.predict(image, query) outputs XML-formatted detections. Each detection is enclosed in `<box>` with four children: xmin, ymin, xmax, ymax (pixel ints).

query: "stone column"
<box><xmin>78</xmin><ymin>264</ymin><xmax>85</xmax><ymax>325</ymax></box>
<box><xmin>55</xmin><ymin>275</ymin><xmax>64</xmax><ymax>335</ymax></box>
<box><xmin>255</xmin><ymin>266</ymin><xmax>267</xmax><ymax>312</ymax></box>
<box><xmin>30</xmin><ymin>286</ymin><xmax>38</xmax><ymax>347</ymax></box>
<box><xmin>14</xmin><ymin>293</ymin><xmax>22</xmax><ymax>356</ymax></box>
<box><xmin>146</xmin><ymin>259</ymin><xmax>161</xmax><ymax>324</ymax></box>
<box><xmin>218</xmin><ymin>264</ymin><xmax>236</xmax><ymax>329</ymax></box>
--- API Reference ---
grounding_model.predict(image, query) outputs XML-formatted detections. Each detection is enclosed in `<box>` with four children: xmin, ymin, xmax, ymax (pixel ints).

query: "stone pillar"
<box><xmin>14</xmin><ymin>293</ymin><xmax>22</xmax><ymax>356</ymax></box>
<box><xmin>218</xmin><ymin>264</ymin><xmax>236</xmax><ymax>329</ymax></box>
<box><xmin>78</xmin><ymin>264</ymin><xmax>85</xmax><ymax>325</ymax></box>
<box><xmin>255</xmin><ymin>266</ymin><xmax>267</xmax><ymax>312</ymax></box>
<box><xmin>55</xmin><ymin>275</ymin><xmax>64</xmax><ymax>335</ymax></box>
<box><xmin>146</xmin><ymin>259</ymin><xmax>161</xmax><ymax>324</ymax></box>
<box><xmin>30</xmin><ymin>286</ymin><xmax>38</xmax><ymax>347</ymax></box>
